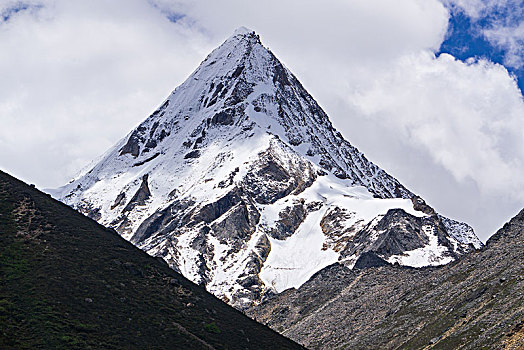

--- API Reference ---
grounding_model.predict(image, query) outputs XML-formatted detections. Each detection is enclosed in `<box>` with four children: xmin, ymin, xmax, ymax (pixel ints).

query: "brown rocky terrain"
<box><xmin>249</xmin><ymin>209</ymin><xmax>524</xmax><ymax>349</ymax></box>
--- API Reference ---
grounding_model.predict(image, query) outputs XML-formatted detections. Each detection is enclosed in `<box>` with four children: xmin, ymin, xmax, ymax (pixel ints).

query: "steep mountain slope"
<box><xmin>52</xmin><ymin>27</ymin><xmax>481</xmax><ymax>308</ymax></box>
<box><xmin>0</xmin><ymin>170</ymin><xmax>303</xmax><ymax>349</ymax></box>
<box><xmin>249</xmin><ymin>209</ymin><xmax>524</xmax><ymax>349</ymax></box>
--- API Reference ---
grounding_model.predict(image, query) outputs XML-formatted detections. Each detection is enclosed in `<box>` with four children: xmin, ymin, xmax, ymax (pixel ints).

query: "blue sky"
<box><xmin>440</xmin><ymin>1</ymin><xmax>523</xmax><ymax>92</ymax></box>
<box><xmin>0</xmin><ymin>1</ymin><xmax>41</xmax><ymax>22</ymax></box>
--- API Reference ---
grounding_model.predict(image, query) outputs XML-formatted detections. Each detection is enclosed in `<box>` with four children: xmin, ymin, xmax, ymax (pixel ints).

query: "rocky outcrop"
<box><xmin>119</xmin><ymin>129</ymin><xmax>142</xmax><ymax>157</ymax></box>
<box><xmin>411</xmin><ymin>195</ymin><xmax>436</xmax><ymax>215</ymax></box>
<box><xmin>130</xmin><ymin>198</ymin><xmax>195</xmax><ymax>244</ymax></box>
<box><xmin>241</xmin><ymin>143</ymin><xmax>316</xmax><ymax>205</ymax></box>
<box><xmin>336</xmin><ymin>209</ymin><xmax>467</xmax><ymax>267</ymax></box>
<box><xmin>268</xmin><ymin>199</ymin><xmax>307</xmax><ymax>240</ymax></box>
<box><xmin>320</xmin><ymin>206</ymin><xmax>359</xmax><ymax>252</ymax></box>
<box><xmin>210</xmin><ymin>198</ymin><xmax>260</xmax><ymax>249</ymax></box>
<box><xmin>123</xmin><ymin>174</ymin><xmax>151</xmax><ymax>213</ymax></box>
<box><xmin>110</xmin><ymin>192</ymin><xmax>126</xmax><ymax>210</ymax></box>
<box><xmin>353</xmin><ymin>251</ymin><xmax>389</xmax><ymax>269</ymax></box>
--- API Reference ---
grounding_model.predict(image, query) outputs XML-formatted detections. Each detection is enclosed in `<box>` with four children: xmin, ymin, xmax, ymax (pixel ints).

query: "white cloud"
<box><xmin>0</xmin><ymin>0</ymin><xmax>523</xmax><ymax>241</ymax></box>
<box><xmin>307</xmin><ymin>40</ymin><xmax>524</xmax><ymax>240</ymax></box>
<box><xmin>170</xmin><ymin>0</ymin><xmax>449</xmax><ymax>60</ymax></box>
<box><xmin>349</xmin><ymin>52</ymin><xmax>524</xmax><ymax>196</ymax></box>
<box><xmin>0</xmin><ymin>0</ymin><xmax>212</xmax><ymax>187</ymax></box>
<box><xmin>440</xmin><ymin>0</ymin><xmax>515</xmax><ymax>19</ymax></box>
<box><xmin>484</xmin><ymin>22</ymin><xmax>524</xmax><ymax>69</ymax></box>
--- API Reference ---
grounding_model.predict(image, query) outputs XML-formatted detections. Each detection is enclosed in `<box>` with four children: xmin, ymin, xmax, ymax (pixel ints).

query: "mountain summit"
<box><xmin>53</xmin><ymin>28</ymin><xmax>482</xmax><ymax>307</ymax></box>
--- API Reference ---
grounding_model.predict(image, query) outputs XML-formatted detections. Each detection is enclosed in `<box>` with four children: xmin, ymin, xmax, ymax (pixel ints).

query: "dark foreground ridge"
<box><xmin>250</xmin><ymin>210</ymin><xmax>524</xmax><ymax>349</ymax></box>
<box><xmin>0</xmin><ymin>170</ymin><xmax>303</xmax><ymax>349</ymax></box>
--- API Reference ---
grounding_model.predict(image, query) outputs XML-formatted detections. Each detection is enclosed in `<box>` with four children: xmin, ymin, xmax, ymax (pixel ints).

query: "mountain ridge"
<box><xmin>52</xmin><ymin>28</ymin><xmax>482</xmax><ymax>308</ymax></box>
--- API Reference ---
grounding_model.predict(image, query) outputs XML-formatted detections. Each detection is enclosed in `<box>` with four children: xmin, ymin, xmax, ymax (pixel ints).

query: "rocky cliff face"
<box><xmin>51</xmin><ymin>27</ymin><xmax>482</xmax><ymax>308</ymax></box>
<box><xmin>249</xmin><ymin>209</ymin><xmax>524</xmax><ymax>349</ymax></box>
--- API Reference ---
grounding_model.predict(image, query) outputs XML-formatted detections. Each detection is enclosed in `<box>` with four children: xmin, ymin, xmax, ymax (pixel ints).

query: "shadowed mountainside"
<box><xmin>0</xmin><ymin>170</ymin><xmax>303</xmax><ymax>350</ymax></box>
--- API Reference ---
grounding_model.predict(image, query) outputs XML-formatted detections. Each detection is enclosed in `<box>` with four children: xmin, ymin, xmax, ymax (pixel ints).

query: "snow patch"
<box><xmin>260</xmin><ymin>208</ymin><xmax>338</xmax><ymax>292</ymax></box>
<box><xmin>387</xmin><ymin>225</ymin><xmax>454</xmax><ymax>267</ymax></box>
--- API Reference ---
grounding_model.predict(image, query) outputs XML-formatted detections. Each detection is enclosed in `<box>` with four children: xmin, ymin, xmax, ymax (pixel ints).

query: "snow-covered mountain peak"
<box><xmin>53</xmin><ymin>29</ymin><xmax>482</xmax><ymax>308</ymax></box>
<box><xmin>232</xmin><ymin>26</ymin><xmax>255</xmax><ymax>37</ymax></box>
<box><xmin>190</xmin><ymin>26</ymin><xmax>261</xmax><ymax>79</ymax></box>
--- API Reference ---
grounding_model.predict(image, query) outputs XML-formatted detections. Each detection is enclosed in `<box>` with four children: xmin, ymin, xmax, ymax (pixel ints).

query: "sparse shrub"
<box><xmin>204</xmin><ymin>322</ymin><xmax>221</xmax><ymax>334</ymax></box>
